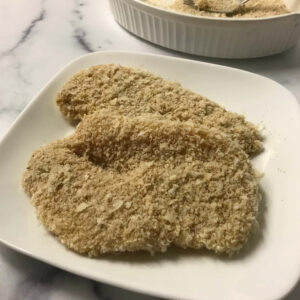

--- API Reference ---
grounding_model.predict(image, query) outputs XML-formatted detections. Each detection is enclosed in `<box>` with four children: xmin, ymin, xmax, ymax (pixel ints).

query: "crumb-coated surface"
<box><xmin>22</xmin><ymin>110</ymin><xmax>260</xmax><ymax>257</ymax></box>
<box><xmin>56</xmin><ymin>64</ymin><xmax>262</xmax><ymax>156</ymax></box>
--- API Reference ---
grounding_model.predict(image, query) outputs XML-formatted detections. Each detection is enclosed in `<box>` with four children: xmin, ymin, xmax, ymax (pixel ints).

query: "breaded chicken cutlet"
<box><xmin>22</xmin><ymin>110</ymin><xmax>260</xmax><ymax>257</ymax></box>
<box><xmin>56</xmin><ymin>64</ymin><xmax>262</xmax><ymax>156</ymax></box>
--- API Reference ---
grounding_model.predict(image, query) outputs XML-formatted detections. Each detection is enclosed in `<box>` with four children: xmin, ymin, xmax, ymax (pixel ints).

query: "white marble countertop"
<box><xmin>0</xmin><ymin>0</ymin><xmax>299</xmax><ymax>299</ymax></box>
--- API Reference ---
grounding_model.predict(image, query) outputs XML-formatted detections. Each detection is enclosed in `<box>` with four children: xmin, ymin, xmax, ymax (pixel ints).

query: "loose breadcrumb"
<box><xmin>56</xmin><ymin>64</ymin><xmax>262</xmax><ymax>156</ymax></box>
<box><xmin>144</xmin><ymin>0</ymin><xmax>289</xmax><ymax>18</ymax></box>
<box><xmin>22</xmin><ymin>110</ymin><xmax>260</xmax><ymax>257</ymax></box>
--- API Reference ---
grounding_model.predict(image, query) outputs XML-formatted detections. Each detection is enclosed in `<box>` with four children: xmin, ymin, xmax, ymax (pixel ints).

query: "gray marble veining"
<box><xmin>0</xmin><ymin>0</ymin><xmax>299</xmax><ymax>299</ymax></box>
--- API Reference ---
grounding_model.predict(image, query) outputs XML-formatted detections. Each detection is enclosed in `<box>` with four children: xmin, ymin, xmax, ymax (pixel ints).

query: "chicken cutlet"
<box><xmin>56</xmin><ymin>64</ymin><xmax>262</xmax><ymax>156</ymax></box>
<box><xmin>22</xmin><ymin>110</ymin><xmax>260</xmax><ymax>256</ymax></box>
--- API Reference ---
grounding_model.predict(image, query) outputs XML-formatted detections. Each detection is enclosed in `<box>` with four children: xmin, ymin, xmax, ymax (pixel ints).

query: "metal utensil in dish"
<box><xmin>184</xmin><ymin>0</ymin><xmax>249</xmax><ymax>13</ymax></box>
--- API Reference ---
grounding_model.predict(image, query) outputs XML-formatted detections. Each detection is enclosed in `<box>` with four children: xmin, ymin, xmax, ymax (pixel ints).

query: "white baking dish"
<box><xmin>109</xmin><ymin>0</ymin><xmax>300</xmax><ymax>58</ymax></box>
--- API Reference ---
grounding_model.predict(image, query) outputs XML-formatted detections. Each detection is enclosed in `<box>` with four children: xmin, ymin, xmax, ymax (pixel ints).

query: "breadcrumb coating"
<box><xmin>22</xmin><ymin>110</ymin><xmax>260</xmax><ymax>257</ymax></box>
<box><xmin>56</xmin><ymin>64</ymin><xmax>262</xmax><ymax>155</ymax></box>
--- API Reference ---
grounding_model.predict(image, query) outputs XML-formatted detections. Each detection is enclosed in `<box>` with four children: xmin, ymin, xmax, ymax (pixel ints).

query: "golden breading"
<box><xmin>22</xmin><ymin>110</ymin><xmax>260</xmax><ymax>257</ymax></box>
<box><xmin>56</xmin><ymin>64</ymin><xmax>262</xmax><ymax>155</ymax></box>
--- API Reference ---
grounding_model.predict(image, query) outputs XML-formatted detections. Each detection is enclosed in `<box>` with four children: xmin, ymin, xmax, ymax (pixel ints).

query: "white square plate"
<box><xmin>0</xmin><ymin>52</ymin><xmax>300</xmax><ymax>300</ymax></box>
